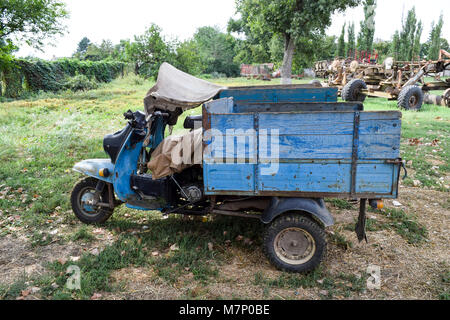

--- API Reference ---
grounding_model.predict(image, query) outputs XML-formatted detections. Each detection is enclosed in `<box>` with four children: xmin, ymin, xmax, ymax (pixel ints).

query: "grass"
<box><xmin>438</xmin><ymin>270</ymin><xmax>450</xmax><ymax>300</ymax></box>
<box><xmin>253</xmin><ymin>268</ymin><xmax>367</xmax><ymax>299</ymax></box>
<box><xmin>71</xmin><ymin>225</ymin><xmax>95</xmax><ymax>242</ymax></box>
<box><xmin>12</xmin><ymin>214</ymin><xmax>262</xmax><ymax>300</ymax></box>
<box><xmin>361</xmin><ymin>97</ymin><xmax>449</xmax><ymax>191</ymax></box>
<box><xmin>0</xmin><ymin>74</ymin><xmax>448</xmax><ymax>300</ymax></box>
<box><xmin>344</xmin><ymin>207</ymin><xmax>428</xmax><ymax>244</ymax></box>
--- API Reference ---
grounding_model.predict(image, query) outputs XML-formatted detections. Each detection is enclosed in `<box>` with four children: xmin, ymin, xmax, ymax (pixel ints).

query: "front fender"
<box><xmin>73</xmin><ymin>159</ymin><xmax>115</xmax><ymax>184</ymax></box>
<box><xmin>261</xmin><ymin>197</ymin><xmax>334</xmax><ymax>227</ymax></box>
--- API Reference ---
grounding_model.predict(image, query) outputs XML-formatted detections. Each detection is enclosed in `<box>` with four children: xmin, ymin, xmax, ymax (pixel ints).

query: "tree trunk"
<box><xmin>281</xmin><ymin>35</ymin><xmax>296</xmax><ymax>85</ymax></box>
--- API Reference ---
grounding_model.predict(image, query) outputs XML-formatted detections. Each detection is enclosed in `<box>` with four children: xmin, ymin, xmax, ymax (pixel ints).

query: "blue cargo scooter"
<box><xmin>71</xmin><ymin>63</ymin><xmax>403</xmax><ymax>273</ymax></box>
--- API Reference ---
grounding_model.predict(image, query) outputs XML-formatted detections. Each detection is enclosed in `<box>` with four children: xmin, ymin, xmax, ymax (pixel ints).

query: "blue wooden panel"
<box><xmin>219</xmin><ymin>87</ymin><xmax>338</xmax><ymax>104</ymax></box>
<box><xmin>204</xmin><ymin>113</ymin><xmax>256</xmax><ymax>162</ymax></box>
<box><xmin>258</xmin><ymin>112</ymin><xmax>401</xmax><ymax>160</ymax></box>
<box><xmin>202</xmin><ymin>98</ymin><xmax>402</xmax><ymax>197</ymax></box>
<box><xmin>204</xmin><ymin>163</ymin><xmax>255</xmax><ymax>193</ymax></box>
<box><xmin>274</xmin><ymin>135</ymin><xmax>354</xmax><ymax>159</ymax></box>
<box><xmin>359</xmin><ymin>134</ymin><xmax>400</xmax><ymax>159</ymax></box>
<box><xmin>210</xmin><ymin>114</ymin><xmax>254</xmax><ymax>130</ymax></box>
<box><xmin>258</xmin><ymin>163</ymin><xmax>351</xmax><ymax>193</ymax></box>
<box><xmin>258</xmin><ymin>161</ymin><xmax>396</xmax><ymax>195</ymax></box>
<box><xmin>204</xmin><ymin>98</ymin><xmax>234</xmax><ymax>114</ymax></box>
<box><xmin>355</xmin><ymin>163</ymin><xmax>395</xmax><ymax>193</ymax></box>
<box><xmin>259</xmin><ymin>113</ymin><xmax>401</xmax><ymax>136</ymax></box>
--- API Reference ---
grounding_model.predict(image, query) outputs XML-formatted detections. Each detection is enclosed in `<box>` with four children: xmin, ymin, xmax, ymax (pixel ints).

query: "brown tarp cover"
<box><xmin>147</xmin><ymin>128</ymin><xmax>203</xmax><ymax>179</ymax></box>
<box><xmin>144</xmin><ymin>62</ymin><xmax>227</xmax><ymax>115</ymax></box>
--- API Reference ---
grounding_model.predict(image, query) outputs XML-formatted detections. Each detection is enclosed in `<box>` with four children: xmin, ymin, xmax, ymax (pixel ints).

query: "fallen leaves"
<box><xmin>408</xmin><ymin>138</ymin><xmax>422</xmax><ymax>146</ymax></box>
<box><xmin>91</xmin><ymin>293</ymin><xmax>102</xmax><ymax>300</ymax></box>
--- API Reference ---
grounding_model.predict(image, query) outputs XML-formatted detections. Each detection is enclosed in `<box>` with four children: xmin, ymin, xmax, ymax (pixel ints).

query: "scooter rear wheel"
<box><xmin>71</xmin><ymin>177</ymin><xmax>114</xmax><ymax>224</ymax></box>
<box><xmin>263</xmin><ymin>213</ymin><xmax>327</xmax><ymax>273</ymax></box>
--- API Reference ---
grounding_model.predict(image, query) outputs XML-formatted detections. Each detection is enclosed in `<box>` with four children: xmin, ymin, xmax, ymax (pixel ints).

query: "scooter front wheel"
<box><xmin>71</xmin><ymin>177</ymin><xmax>114</xmax><ymax>224</ymax></box>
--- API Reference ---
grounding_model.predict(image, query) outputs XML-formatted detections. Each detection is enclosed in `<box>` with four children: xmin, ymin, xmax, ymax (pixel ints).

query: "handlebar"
<box><xmin>123</xmin><ymin>110</ymin><xmax>135</xmax><ymax>120</ymax></box>
<box><xmin>153</xmin><ymin>111</ymin><xmax>170</xmax><ymax>118</ymax></box>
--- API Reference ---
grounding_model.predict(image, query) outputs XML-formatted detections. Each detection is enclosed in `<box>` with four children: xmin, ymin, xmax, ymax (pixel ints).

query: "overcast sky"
<box><xmin>17</xmin><ymin>0</ymin><xmax>449</xmax><ymax>59</ymax></box>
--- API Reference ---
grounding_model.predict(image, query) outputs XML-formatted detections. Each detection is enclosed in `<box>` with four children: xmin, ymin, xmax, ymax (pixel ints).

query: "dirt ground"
<box><xmin>1</xmin><ymin>184</ymin><xmax>448</xmax><ymax>300</ymax></box>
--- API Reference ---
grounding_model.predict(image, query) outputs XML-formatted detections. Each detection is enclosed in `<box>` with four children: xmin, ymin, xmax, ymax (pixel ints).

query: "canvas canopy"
<box><xmin>144</xmin><ymin>62</ymin><xmax>227</xmax><ymax>116</ymax></box>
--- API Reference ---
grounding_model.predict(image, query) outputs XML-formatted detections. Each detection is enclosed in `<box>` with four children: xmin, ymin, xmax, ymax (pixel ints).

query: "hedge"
<box><xmin>0</xmin><ymin>58</ymin><xmax>125</xmax><ymax>98</ymax></box>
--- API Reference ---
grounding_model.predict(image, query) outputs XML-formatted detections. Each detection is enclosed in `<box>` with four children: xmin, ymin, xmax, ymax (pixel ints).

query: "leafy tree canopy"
<box><xmin>0</xmin><ymin>0</ymin><xmax>68</xmax><ymax>49</ymax></box>
<box><xmin>235</xmin><ymin>0</ymin><xmax>361</xmax><ymax>83</ymax></box>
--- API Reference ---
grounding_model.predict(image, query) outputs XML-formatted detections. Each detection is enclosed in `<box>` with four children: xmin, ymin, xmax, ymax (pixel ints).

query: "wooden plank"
<box><xmin>209</xmin><ymin>113</ymin><xmax>255</xmax><ymax>131</ymax></box>
<box><xmin>204</xmin><ymin>98</ymin><xmax>234</xmax><ymax>114</ymax></box>
<box><xmin>257</xmin><ymin>162</ymin><xmax>396</xmax><ymax>195</ymax></box>
<box><xmin>234</xmin><ymin>102</ymin><xmax>363</xmax><ymax>113</ymax></box>
<box><xmin>355</xmin><ymin>163</ymin><xmax>396</xmax><ymax>193</ymax></box>
<box><xmin>204</xmin><ymin>163</ymin><xmax>255</xmax><ymax>192</ymax></box>
<box><xmin>219</xmin><ymin>87</ymin><xmax>338</xmax><ymax>104</ymax></box>
<box><xmin>258</xmin><ymin>163</ymin><xmax>351</xmax><ymax>193</ymax></box>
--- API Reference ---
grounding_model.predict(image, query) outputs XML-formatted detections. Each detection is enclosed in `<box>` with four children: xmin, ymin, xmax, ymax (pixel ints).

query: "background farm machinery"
<box><xmin>315</xmin><ymin>49</ymin><xmax>450</xmax><ymax>110</ymax></box>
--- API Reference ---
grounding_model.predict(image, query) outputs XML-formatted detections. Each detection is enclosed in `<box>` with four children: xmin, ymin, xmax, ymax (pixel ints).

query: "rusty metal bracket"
<box><xmin>386</xmin><ymin>159</ymin><xmax>408</xmax><ymax>180</ymax></box>
<box><xmin>350</xmin><ymin>112</ymin><xmax>360</xmax><ymax>197</ymax></box>
<box><xmin>355</xmin><ymin>198</ymin><xmax>368</xmax><ymax>243</ymax></box>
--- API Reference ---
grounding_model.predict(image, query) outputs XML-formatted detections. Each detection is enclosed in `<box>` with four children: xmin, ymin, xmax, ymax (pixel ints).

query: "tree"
<box><xmin>75</xmin><ymin>37</ymin><xmax>91</xmax><ymax>57</ymax></box>
<box><xmin>0</xmin><ymin>0</ymin><xmax>68</xmax><ymax>66</ymax></box>
<box><xmin>235</xmin><ymin>0</ymin><xmax>361</xmax><ymax>84</ymax></box>
<box><xmin>427</xmin><ymin>14</ymin><xmax>444</xmax><ymax>60</ymax></box>
<box><xmin>373</xmin><ymin>39</ymin><xmax>391</xmax><ymax>62</ymax></box>
<box><xmin>336</xmin><ymin>23</ymin><xmax>346</xmax><ymax>57</ymax></box>
<box><xmin>128</xmin><ymin>24</ymin><xmax>174</xmax><ymax>78</ymax></box>
<box><xmin>390</xmin><ymin>31</ymin><xmax>400</xmax><ymax>60</ymax></box>
<box><xmin>357</xmin><ymin>0</ymin><xmax>377</xmax><ymax>53</ymax></box>
<box><xmin>0</xmin><ymin>0</ymin><xmax>68</xmax><ymax>49</ymax></box>
<box><xmin>193</xmin><ymin>26</ymin><xmax>240</xmax><ymax>77</ymax></box>
<box><xmin>391</xmin><ymin>7</ymin><xmax>423</xmax><ymax>61</ymax></box>
<box><xmin>347</xmin><ymin>22</ymin><xmax>356</xmax><ymax>58</ymax></box>
<box><xmin>412</xmin><ymin>21</ymin><xmax>423</xmax><ymax>61</ymax></box>
<box><xmin>77</xmin><ymin>40</ymin><xmax>115</xmax><ymax>61</ymax></box>
<box><xmin>173</xmin><ymin>39</ymin><xmax>204</xmax><ymax>75</ymax></box>
<box><xmin>228</xmin><ymin>15</ymin><xmax>272</xmax><ymax>65</ymax></box>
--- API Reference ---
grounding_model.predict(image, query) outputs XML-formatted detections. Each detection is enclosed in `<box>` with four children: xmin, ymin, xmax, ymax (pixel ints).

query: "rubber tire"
<box><xmin>71</xmin><ymin>177</ymin><xmax>114</xmax><ymax>224</ymax></box>
<box><xmin>443</xmin><ymin>88</ymin><xmax>450</xmax><ymax>107</ymax></box>
<box><xmin>263</xmin><ymin>214</ymin><xmax>327</xmax><ymax>273</ymax></box>
<box><xmin>398</xmin><ymin>85</ymin><xmax>424</xmax><ymax>110</ymax></box>
<box><xmin>342</xmin><ymin>79</ymin><xmax>367</xmax><ymax>102</ymax></box>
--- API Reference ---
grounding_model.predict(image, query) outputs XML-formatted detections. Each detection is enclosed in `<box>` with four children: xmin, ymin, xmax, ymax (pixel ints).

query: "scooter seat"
<box><xmin>183</xmin><ymin>115</ymin><xmax>202</xmax><ymax>129</ymax></box>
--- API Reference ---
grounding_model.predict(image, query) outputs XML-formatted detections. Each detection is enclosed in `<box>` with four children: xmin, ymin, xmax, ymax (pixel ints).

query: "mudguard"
<box><xmin>73</xmin><ymin>159</ymin><xmax>115</xmax><ymax>184</ymax></box>
<box><xmin>261</xmin><ymin>197</ymin><xmax>334</xmax><ymax>227</ymax></box>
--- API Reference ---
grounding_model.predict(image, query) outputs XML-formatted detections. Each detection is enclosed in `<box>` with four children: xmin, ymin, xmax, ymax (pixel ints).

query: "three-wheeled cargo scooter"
<box><xmin>71</xmin><ymin>63</ymin><xmax>404</xmax><ymax>272</ymax></box>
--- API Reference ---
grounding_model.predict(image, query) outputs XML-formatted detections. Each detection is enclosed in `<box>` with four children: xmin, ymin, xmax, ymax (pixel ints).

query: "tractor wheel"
<box><xmin>398</xmin><ymin>85</ymin><xmax>424</xmax><ymax>110</ymax></box>
<box><xmin>263</xmin><ymin>213</ymin><xmax>327</xmax><ymax>273</ymax></box>
<box><xmin>342</xmin><ymin>79</ymin><xmax>367</xmax><ymax>102</ymax></box>
<box><xmin>443</xmin><ymin>88</ymin><xmax>450</xmax><ymax>107</ymax></box>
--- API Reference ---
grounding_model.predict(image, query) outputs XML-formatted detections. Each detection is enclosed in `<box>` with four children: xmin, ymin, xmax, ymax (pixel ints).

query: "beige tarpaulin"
<box><xmin>144</xmin><ymin>62</ymin><xmax>227</xmax><ymax>116</ymax></box>
<box><xmin>147</xmin><ymin>128</ymin><xmax>203</xmax><ymax>179</ymax></box>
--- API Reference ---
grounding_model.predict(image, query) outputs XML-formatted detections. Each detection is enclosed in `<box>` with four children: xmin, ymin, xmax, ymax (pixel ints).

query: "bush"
<box><xmin>0</xmin><ymin>58</ymin><xmax>124</xmax><ymax>98</ymax></box>
<box><xmin>64</xmin><ymin>74</ymin><xmax>99</xmax><ymax>91</ymax></box>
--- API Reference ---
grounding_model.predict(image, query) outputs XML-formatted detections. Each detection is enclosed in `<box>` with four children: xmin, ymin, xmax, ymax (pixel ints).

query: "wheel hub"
<box><xmin>409</xmin><ymin>95</ymin><xmax>418</xmax><ymax>107</ymax></box>
<box><xmin>274</xmin><ymin>227</ymin><xmax>316</xmax><ymax>265</ymax></box>
<box><xmin>80</xmin><ymin>190</ymin><xmax>97</xmax><ymax>213</ymax></box>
